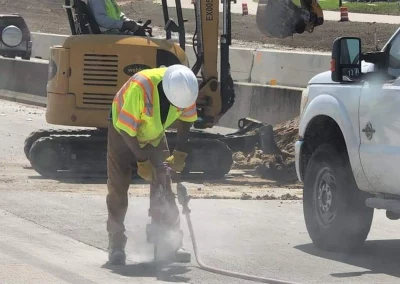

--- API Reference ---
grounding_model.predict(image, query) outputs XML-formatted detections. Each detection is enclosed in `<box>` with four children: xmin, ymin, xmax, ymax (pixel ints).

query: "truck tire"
<box><xmin>303</xmin><ymin>143</ymin><xmax>373</xmax><ymax>252</ymax></box>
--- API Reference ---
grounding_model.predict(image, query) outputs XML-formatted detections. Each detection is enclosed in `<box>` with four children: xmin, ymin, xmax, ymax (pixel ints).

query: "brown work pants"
<box><xmin>106</xmin><ymin>122</ymin><xmax>173</xmax><ymax>252</ymax></box>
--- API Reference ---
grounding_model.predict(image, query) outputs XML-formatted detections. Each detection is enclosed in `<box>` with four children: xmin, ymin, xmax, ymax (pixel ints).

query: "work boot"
<box><xmin>107</xmin><ymin>232</ymin><xmax>127</xmax><ymax>265</ymax></box>
<box><xmin>175</xmin><ymin>247</ymin><xmax>191</xmax><ymax>263</ymax></box>
<box><xmin>108</xmin><ymin>249</ymin><xmax>126</xmax><ymax>265</ymax></box>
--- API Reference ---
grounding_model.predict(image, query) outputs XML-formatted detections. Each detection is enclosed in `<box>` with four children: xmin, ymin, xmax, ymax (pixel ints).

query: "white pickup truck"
<box><xmin>295</xmin><ymin>28</ymin><xmax>400</xmax><ymax>252</ymax></box>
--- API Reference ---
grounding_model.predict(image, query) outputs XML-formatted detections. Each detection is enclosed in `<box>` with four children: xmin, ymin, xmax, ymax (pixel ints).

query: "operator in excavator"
<box><xmin>87</xmin><ymin>0</ymin><xmax>147</xmax><ymax>34</ymax></box>
<box><xmin>106</xmin><ymin>64</ymin><xmax>199</xmax><ymax>265</ymax></box>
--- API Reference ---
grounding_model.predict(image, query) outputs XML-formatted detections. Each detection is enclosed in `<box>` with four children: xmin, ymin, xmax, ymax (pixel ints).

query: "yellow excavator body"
<box><xmin>46</xmin><ymin>35</ymin><xmax>188</xmax><ymax>128</ymax></box>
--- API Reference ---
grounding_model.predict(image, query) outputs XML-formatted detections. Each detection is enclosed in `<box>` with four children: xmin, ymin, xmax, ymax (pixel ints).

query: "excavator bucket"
<box><xmin>256</xmin><ymin>0</ymin><xmax>324</xmax><ymax>39</ymax></box>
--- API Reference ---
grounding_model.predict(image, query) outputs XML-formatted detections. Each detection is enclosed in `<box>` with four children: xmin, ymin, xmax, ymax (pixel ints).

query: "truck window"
<box><xmin>347</xmin><ymin>40</ymin><xmax>359</xmax><ymax>64</ymax></box>
<box><xmin>340</xmin><ymin>39</ymin><xmax>359</xmax><ymax>65</ymax></box>
<box><xmin>340</xmin><ymin>39</ymin><xmax>360</xmax><ymax>80</ymax></box>
<box><xmin>388</xmin><ymin>33</ymin><xmax>400</xmax><ymax>78</ymax></box>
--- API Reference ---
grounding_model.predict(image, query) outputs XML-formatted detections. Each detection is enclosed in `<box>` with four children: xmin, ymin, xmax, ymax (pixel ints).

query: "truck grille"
<box><xmin>81</xmin><ymin>54</ymin><xmax>119</xmax><ymax>107</ymax></box>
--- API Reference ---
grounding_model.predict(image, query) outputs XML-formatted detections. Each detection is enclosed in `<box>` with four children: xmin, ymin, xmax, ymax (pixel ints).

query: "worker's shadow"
<box><xmin>295</xmin><ymin>239</ymin><xmax>400</xmax><ymax>279</ymax></box>
<box><xmin>101</xmin><ymin>261</ymin><xmax>192</xmax><ymax>283</ymax></box>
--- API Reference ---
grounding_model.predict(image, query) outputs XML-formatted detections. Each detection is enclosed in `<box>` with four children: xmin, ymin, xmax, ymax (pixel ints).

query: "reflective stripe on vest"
<box><xmin>180</xmin><ymin>104</ymin><xmax>196</xmax><ymax>119</ymax></box>
<box><xmin>114</xmin><ymin>72</ymin><xmax>154</xmax><ymax>119</ymax></box>
<box><xmin>105</xmin><ymin>0</ymin><xmax>121</xmax><ymax>21</ymax></box>
<box><xmin>117</xmin><ymin>109</ymin><xmax>141</xmax><ymax>131</ymax></box>
<box><xmin>112</xmin><ymin>67</ymin><xmax>196</xmax><ymax>147</ymax></box>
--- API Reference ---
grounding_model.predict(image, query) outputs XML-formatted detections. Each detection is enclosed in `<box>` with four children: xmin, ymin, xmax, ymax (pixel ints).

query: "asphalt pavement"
<box><xmin>1</xmin><ymin>188</ymin><xmax>400</xmax><ymax>284</ymax></box>
<box><xmin>1</xmin><ymin>97</ymin><xmax>400</xmax><ymax>284</ymax></box>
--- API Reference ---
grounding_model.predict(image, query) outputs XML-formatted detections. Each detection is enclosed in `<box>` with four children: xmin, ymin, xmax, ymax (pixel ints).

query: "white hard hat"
<box><xmin>162</xmin><ymin>64</ymin><xmax>199</xmax><ymax>109</ymax></box>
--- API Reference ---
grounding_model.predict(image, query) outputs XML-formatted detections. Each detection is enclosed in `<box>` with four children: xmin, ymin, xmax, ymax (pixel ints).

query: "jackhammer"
<box><xmin>145</xmin><ymin>166</ymin><xmax>302</xmax><ymax>284</ymax></box>
<box><xmin>145</xmin><ymin>165</ymin><xmax>190</xmax><ymax>264</ymax></box>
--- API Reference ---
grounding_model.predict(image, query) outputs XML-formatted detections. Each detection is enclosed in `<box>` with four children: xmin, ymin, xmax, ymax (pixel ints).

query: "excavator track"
<box><xmin>27</xmin><ymin>129</ymin><xmax>109</xmax><ymax>178</ymax></box>
<box><xmin>25</xmin><ymin>128</ymin><xmax>234</xmax><ymax>179</ymax></box>
<box><xmin>24</xmin><ymin>128</ymin><xmax>106</xmax><ymax>160</ymax></box>
<box><xmin>181</xmin><ymin>138</ymin><xmax>233</xmax><ymax>178</ymax></box>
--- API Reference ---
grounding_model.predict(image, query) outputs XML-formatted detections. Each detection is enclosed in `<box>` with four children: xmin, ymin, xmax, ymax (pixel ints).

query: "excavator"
<box><xmin>23</xmin><ymin>0</ymin><xmax>324</xmax><ymax>178</ymax></box>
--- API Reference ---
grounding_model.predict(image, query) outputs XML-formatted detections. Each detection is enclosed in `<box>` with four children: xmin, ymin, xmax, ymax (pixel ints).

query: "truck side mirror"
<box><xmin>331</xmin><ymin>37</ymin><xmax>362</xmax><ymax>82</ymax></box>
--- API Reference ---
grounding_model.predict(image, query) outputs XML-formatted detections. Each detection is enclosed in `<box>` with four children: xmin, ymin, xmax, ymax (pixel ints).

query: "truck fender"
<box><xmin>299</xmin><ymin>94</ymin><xmax>373</xmax><ymax>193</ymax></box>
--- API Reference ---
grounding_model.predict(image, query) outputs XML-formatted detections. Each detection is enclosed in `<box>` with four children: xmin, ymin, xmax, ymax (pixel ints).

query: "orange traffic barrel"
<box><xmin>242</xmin><ymin>3</ymin><xmax>248</xmax><ymax>15</ymax></box>
<box><xmin>340</xmin><ymin>6</ymin><xmax>349</xmax><ymax>22</ymax></box>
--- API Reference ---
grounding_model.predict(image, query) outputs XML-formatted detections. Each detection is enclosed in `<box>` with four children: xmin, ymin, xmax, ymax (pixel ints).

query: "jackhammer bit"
<box><xmin>146</xmin><ymin>166</ymin><xmax>188</xmax><ymax>265</ymax></box>
<box><xmin>177</xmin><ymin>182</ymin><xmax>191</xmax><ymax>215</ymax></box>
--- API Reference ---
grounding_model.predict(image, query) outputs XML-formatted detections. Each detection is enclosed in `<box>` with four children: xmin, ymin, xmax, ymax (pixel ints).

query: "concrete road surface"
<box><xmin>1</xmin><ymin>98</ymin><xmax>400</xmax><ymax>284</ymax></box>
<box><xmin>1</xmin><ymin>189</ymin><xmax>400</xmax><ymax>284</ymax></box>
<box><xmin>163</xmin><ymin>0</ymin><xmax>400</xmax><ymax>24</ymax></box>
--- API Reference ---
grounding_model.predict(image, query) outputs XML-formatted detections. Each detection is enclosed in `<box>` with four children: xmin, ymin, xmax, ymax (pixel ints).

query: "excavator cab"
<box><xmin>64</xmin><ymin>0</ymin><xmax>101</xmax><ymax>35</ymax></box>
<box><xmin>64</xmin><ymin>0</ymin><xmax>154</xmax><ymax>36</ymax></box>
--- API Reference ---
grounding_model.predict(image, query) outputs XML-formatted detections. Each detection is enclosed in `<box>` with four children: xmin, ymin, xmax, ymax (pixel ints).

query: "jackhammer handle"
<box><xmin>177</xmin><ymin>182</ymin><xmax>190</xmax><ymax>206</ymax></box>
<box><xmin>169</xmin><ymin>169</ymin><xmax>181</xmax><ymax>183</ymax></box>
<box><xmin>169</xmin><ymin>169</ymin><xmax>191</xmax><ymax>209</ymax></box>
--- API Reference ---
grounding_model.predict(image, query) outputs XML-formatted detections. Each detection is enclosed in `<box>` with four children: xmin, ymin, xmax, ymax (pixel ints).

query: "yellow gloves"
<box><xmin>137</xmin><ymin>160</ymin><xmax>153</xmax><ymax>182</ymax></box>
<box><xmin>165</xmin><ymin>150</ymin><xmax>188</xmax><ymax>172</ymax></box>
<box><xmin>137</xmin><ymin>150</ymin><xmax>188</xmax><ymax>181</ymax></box>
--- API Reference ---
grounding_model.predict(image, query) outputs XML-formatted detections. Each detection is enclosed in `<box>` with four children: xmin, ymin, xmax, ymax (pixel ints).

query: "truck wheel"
<box><xmin>303</xmin><ymin>143</ymin><xmax>373</xmax><ymax>252</ymax></box>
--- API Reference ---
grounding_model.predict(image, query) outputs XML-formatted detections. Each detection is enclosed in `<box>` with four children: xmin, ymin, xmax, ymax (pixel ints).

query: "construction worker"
<box><xmin>87</xmin><ymin>0</ymin><xmax>146</xmax><ymax>34</ymax></box>
<box><xmin>107</xmin><ymin>64</ymin><xmax>199</xmax><ymax>265</ymax></box>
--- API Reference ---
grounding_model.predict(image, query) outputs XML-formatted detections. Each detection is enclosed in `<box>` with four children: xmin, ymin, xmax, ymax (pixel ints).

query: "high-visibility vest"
<box><xmin>111</xmin><ymin>67</ymin><xmax>198</xmax><ymax>148</ymax></box>
<box><xmin>105</xmin><ymin>0</ymin><xmax>122</xmax><ymax>21</ymax></box>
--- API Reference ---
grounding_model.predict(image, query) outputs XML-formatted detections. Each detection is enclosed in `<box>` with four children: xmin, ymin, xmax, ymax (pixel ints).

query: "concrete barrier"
<box><xmin>0</xmin><ymin>57</ymin><xmax>303</xmax><ymax>128</ymax></box>
<box><xmin>0</xmin><ymin>57</ymin><xmax>48</xmax><ymax>97</ymax></box>
<box><xmin>30</xmin><ymin>32</ymin><xmax>257</xmax><ymax>82</ymax></box>
<box><xmin>218</xmin><ymin>83</ymin><xmax>303</xmax><ymax>128</ymax></box>
<box><xmin>182</xmin><ymin>46</ymin><xmax>256</xmax><ymax>83</ymax></box>
<box><xmin>29</xmin><ymin>32</ymin><xmax>330</xmax><ymax>88</ymax></box>
<box><xmin>31</xmin><ymin>33</ymin><xmax>69</xmax><ymax>62</ymax></box>
<box><xmin>251</xmin><ymin>49</ymin><xmax>330</xmax><ymax>87</ymax></box>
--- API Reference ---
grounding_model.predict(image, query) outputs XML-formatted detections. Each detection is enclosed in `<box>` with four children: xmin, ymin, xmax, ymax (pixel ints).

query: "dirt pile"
<box><xmin>232</xmin><ymin>116</ymin><xmax>300</xmax><ymax>184</ymax></box>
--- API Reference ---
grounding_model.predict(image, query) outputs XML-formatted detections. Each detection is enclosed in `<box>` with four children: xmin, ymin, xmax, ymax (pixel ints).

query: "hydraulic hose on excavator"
<box><xmin>176</xmin><ymin>182</ymin><xmax>303</xmax><ymax>284</ymax></box>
